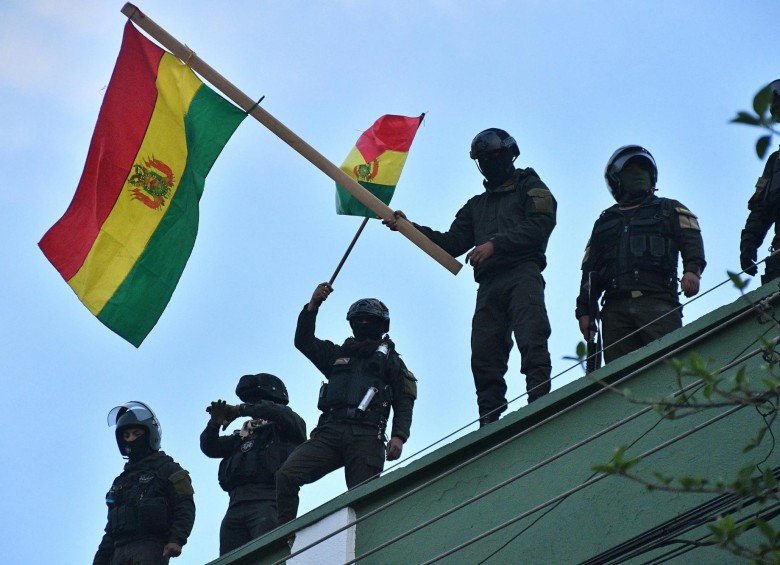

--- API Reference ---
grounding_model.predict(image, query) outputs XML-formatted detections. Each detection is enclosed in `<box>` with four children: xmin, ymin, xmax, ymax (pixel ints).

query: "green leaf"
<box><xmin>592</xmin><ymin>463</ymin><xmax>614</xmax><ymax>474</ymax></box>
<box><xmin>757</xmin><ymin>135</ymin><xmax>772</xmax><ymax>159</ymax></box>
<box><xmin>754</xmin><ymin>84</ymin><xmax>773</xmax><ymax>115</ymax></box>
<box><xmin>576</xmin><ymin>341</ymin><xmax>587</xmax><ymax>360</ymax></box>
<box><xmin>731</xmin><ymin>111</ymin><xmax>762</xmax><ymax>126</ymax></box>
<box><xmin>727</xmin><ymin>270</ymin><xmax>750</xmax><ymax>290</ymax></box>
<box><xmin>679</xmin><ymin>476</ymin><xmax>706</xmax><ymax>489</ymax></box>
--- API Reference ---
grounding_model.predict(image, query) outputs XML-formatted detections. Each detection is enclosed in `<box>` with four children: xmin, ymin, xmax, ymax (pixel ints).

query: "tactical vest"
<box><xmin>318</xmin><ymin>352</ymin><xmax>397</xmax><ymax>426</ymax></box>
<box><xmin>105</xmin><ymin>458</ymin><xmax>172</xmax><ymax>538</ymax></box>
<box><xmin>217</xmin><ymin>424</ymin><xmax>298</xmax><ymax>492</ymax></box>
<box><xmin>590</xmin><ymin>198</ymin><xmax>679</xmax><ymax>292</ymax></box>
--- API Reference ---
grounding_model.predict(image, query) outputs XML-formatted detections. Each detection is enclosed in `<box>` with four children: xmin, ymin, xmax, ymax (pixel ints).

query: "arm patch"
<box><xmin>527</xmin><ymin>188</ymin><xmax>554</xmax><ymax>215</ymax></box>
<box><xmin>168</xmin><ymin>469</ymin><xmax>194</xmax><ymax>498</ymax></box>
<box><xmin>675</xmin><ymin>207</ymin><xmax>700</xmax><ymax>231</ymax></box>
<box><xmin>402</xmin><ymin>368</ymin><xmax>418</xmax><ymax>399</ymax></box>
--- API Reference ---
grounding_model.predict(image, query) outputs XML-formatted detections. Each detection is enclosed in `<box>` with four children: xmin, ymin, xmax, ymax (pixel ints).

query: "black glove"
<box><xmin>740</xmin><ymin>248</ymin><xmax>758</xmax><ymax>277</ymax></box>
<box><xmin>206</xmin><ymin>400</ymin><xmax>240</xmax><ymax>430</ymax></box>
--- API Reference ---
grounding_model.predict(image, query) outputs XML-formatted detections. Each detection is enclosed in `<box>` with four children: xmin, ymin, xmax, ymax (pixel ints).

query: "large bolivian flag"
<box><xmin>335</xmin><ymin>114</ymin><xmax>424</xmax><ymax>217</ymax></box>
<box><xmin>39</xmin><ymin>21</ymin><xmax>246</xmax><ymax>347</ymax></box>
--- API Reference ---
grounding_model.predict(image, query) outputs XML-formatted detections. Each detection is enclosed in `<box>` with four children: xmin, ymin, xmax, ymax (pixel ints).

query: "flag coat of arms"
<box><xmin>39</xmin><ymin>21</ymin><xmax>246</xmax><ymax>346</ymax></box>
<box><xmin>336</xmin><ymin>114</ymin><xmax>424</xmax><ymax>217</ymax></box>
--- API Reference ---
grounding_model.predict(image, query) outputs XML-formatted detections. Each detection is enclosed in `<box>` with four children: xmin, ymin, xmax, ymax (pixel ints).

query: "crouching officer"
<box><xmin>200</xmin><ymin>373</ymin><xmax>306</xmax><ymax>555</ymax></box>
<box><xmin>275</xmin><ymin>283</ymin><xmax>417</xmax><ymax>525</ymax></box>
<box><xmin>94</xmin><ymin>401</ymin><xmax>195</xmax><ymax>565</ymax></box>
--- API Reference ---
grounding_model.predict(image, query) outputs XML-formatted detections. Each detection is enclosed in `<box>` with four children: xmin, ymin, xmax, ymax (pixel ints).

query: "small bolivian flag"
<box><xmin>335</xmin><ymin>113</ymin><xmax>424</xmax><ymax>217</ymax></box>
<box><xmin>38</xmin><ymin>21</ymin><xmax>246</xmax><ymax>347</ymax></box>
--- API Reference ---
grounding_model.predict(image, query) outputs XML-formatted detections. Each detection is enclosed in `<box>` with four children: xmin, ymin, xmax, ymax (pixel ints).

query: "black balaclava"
<box><xmin>121</xmin><ymin>430</ymin><xmax>154</xmax><ymax>463</ymax></box>
<box><xmin>351</xmin><ymin>318</ymin><xmax>385</xmax><ymax>342</ymax></box>
<box><xmin>617</xmin><ymin>161</ymin><xmax>653</xmax><ymax>206</ymax></box>
<box><xmin>479</xmin><ymin>152</ymin><xmax>515</xmax><ymax>190</ymax></box>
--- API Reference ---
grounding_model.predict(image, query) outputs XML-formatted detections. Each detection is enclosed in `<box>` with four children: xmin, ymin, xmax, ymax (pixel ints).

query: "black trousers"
<box><xmin>471</xmin><ymin>262</ymin><xmax>552</xmax><ymax>417</ymax></box>
<box><xmin>220</xmin><ymin>499</ymin><xmax>277</xmax><ymax>555</ymax></box>
<box><xmin>601</xmin><ymin>293</ymin><xmax>682</xmax><ymax>363</ymax></box>
<box><xmin>107</xmin><ymin>540</ymin><xmax>169</xmax><ymax>565</ymax></box>
<box><xmin>275</xmin><ymin>421</ymin><xmax>385</xmax><ymax>524</ymax></box>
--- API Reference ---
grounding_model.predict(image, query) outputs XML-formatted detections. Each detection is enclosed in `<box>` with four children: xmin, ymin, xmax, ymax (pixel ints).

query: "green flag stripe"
<box><xmin>97</xmin><ymin>86</ymin><xmax>246</xmax><ymax>346</ymax></box>
<box><xmin>335</xmin><ymin>182</ymin><xmax>395</xmax><ymax>218</ymax></box>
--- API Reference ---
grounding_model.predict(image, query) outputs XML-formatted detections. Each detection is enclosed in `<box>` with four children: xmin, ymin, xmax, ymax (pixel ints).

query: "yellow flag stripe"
<box><xmin>68</xmin><ymin>53</ymin><xmax>203</xmax><ymax>314</ymax></box>
<box><xmin>339</xmin><ymin>148</ymin><xmax>410</xmax><ymax>186</ymax></box>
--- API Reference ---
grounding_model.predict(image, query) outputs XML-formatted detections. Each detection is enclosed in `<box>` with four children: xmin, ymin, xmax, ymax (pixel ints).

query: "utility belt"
<box><xmin>320</xmin><ymin>406</ymin><xmax>387</xmax><ymax>427</ymax></box>
<box><xmin>605</xmin><ymin>269</ymin><xmax>676</xmax><ymax>294</ymax></box>
<box><xmin>603</xmin><ymin>289</ymin><xmax>676</xmax><ymax>300</ymax></box>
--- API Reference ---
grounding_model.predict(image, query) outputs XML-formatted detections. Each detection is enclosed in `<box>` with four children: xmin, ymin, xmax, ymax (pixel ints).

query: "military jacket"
<box><xmin>294</xmin><ymin>306</ymin><xmax>417</xmax><ymax>441</ymax></box>
<box><xmin>575</xmin><ymin>196</ymin><xmax>706</xmax><ymax>318</ymax></box>
<box><xmin>414</xmin><ymin>168</ymin><xmax>556</xmax><ymax>283</ymax></box>
<box><xmin>741</xmin><ymin>149</ymin><xmax>780</xmax><ymax>256</ymax></box>
<box><xmin>200</xmin><ymin>402</ymin><xmax>306</xmax><ymax>504</ymax></box>
<box><xmin>96</xmin><ymin>451</ymin><xmax>195</xmax><ymax>556</ymax></box>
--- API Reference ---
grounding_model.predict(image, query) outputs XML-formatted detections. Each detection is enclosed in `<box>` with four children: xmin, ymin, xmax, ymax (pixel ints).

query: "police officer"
<box><xmin>200</xmin><ymin>373</ymin><xmax>306</xmax><ymax>555</ymax></box>
<box><xmin>576</xmin><ymin>145</ymin><xmax>706</xmax><ymax>363</ymax></box>
<box><xmin>741</xmin><ymin>79</ymin><xmax>780</xmax><ymax>284</ymax></box>
<box><xmin>385</xmin><ymin>128</ymin><xmax>556</xmax><ymax>426</ymax></box>
<box><xmin>94</xmin><ymin>401</ymin><xmax>195</xmax><ymax>565</ymax></box>
<box><xmin>275</xmin><ymin>283</ymin><xmax>417</xmax><ymax>525</ymax></box>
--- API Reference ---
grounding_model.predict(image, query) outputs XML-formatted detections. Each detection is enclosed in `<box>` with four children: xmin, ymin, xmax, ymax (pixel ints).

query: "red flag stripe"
<box><xmin>355</xmin><ymin>114</ymin><xmax>423</xmax><ymax>163</ymax></box>
<box><xmin>39</xmin><ymin>22</ymin><xmax>163</xmax><ymax>281</ymax></box>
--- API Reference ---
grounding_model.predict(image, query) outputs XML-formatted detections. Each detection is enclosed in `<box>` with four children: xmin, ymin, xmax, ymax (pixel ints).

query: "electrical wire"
<box><xmin>350</xmin><ymin>333</ymin><xmax>778</xmax><ymax>564</ymax></box>
<box><xmin>418</xmin><ymin>404</ymin><xmax>746</xmax><ymax>565</ymax></box>
<box><xmin>273</xmin><ymin>287</ymin><xmax>779</xmax><ymax>564</ymax></box>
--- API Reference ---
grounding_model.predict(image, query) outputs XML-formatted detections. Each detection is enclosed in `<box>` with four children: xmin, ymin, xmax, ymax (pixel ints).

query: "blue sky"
<box><xmin>2</xmin><ymin>1</ymin><xmax>779</xmax><ymax>563</ymax></box>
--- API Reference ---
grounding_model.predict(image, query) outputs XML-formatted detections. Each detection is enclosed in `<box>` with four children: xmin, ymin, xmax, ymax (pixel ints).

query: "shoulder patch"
<box><xmin>333</xmin><ymin>358</ymin><xmax>350</xmax><ymax>365</ymax></box>
<box><xmin>527</xmin><ymin>188</ymin><xmax>554</xmax><ymax>215</ymax></box>
<box><xmin>402</xmin><ymin>368</ymin><xmax>418</xmax><ymax>399</ymax></box>
<box><xmin>168</xmin><ymin>469</ymin><xmax>194</xmax><ymax>498</ymax></box>
<box><xmin>675</xmin><ymin>207</ymin><xmax>700</xmax><ymax>231</ymax></box>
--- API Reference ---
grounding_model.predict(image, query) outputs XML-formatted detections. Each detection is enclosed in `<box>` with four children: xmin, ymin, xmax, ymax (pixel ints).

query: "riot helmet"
<box><xmin>770</xmin><ymin>79</ymin><xmax>780</xmax><ymax>123</ymax></box>
<box><xmin>470</xmin><ymin>128</ymin><xmax>520</xmax><ymax>189</ymax></box>
<box><xmin>347</xmin><ymin>298</ymin><xmax>390</xmax><ymax>338</ymax></box>
<box><xmin>604</xmin><ymin>145</ymin><xmax>658</xmax><ymax>202</ymax></box>
<box><xmin>107</xmin><ymin>401</ymin><xmax>161</xmax><ymax>458</ymax></box>
<box><xmin>236</xmin><ymin>373</ymin><xmax>289</xmax><ymax>405</ymax></box>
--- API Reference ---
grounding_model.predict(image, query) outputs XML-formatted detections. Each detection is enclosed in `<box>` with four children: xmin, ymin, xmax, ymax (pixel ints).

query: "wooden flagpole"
<box><xmin>120</xmin><ymin>3</ymin><xmax>462</xmax><ymax>276</ymax></box>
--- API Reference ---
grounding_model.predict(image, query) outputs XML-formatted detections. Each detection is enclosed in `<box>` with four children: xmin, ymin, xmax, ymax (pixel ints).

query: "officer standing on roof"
<box><xmin>741</xmin><ymin>79</ymin><xmax>780</xmax><ymax>284</ymax></box>
<box><xmin>94</xmin><ymin>401</ymin><xmax>195</xmax><ymax>565</ymax></box>
<box><xmin>201</xmin><ymin>373</ymin><xmax>306</xmax><ymax>555</ymax></box>
<box><xmin>384</xmin><ymin>128</ymin><xmax>556</xmax><ymax>426</ymax></box>
<box><xmin>275</xmin><ymin>283</ymin><xmax>417</xmax><ymax>525</ymax></box>
<box><xmin>575</xmin><ymin>145</ymin><xmax>706</xmax><ymax>363</ymax></box>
